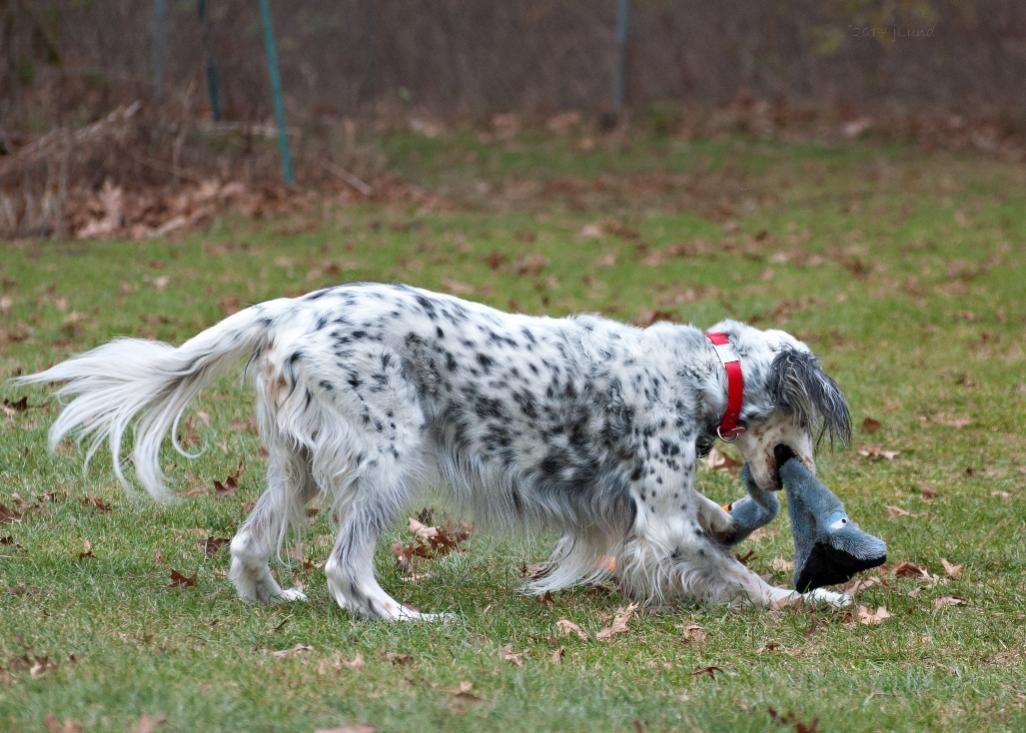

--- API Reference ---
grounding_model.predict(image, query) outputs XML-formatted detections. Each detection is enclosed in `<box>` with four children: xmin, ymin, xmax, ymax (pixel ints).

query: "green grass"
<box><xmin>2</xmin><ymin>130</ymin><xmax>1026</xmax><ymax>732</ymax></box>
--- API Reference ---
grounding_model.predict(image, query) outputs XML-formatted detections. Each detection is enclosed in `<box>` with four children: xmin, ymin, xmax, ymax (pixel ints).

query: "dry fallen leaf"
<box><xmin>449</xmin><ymin>681</ymin><xmax>484</xmax><ymax>712</ymax></box>
<box><xmin>918</xmin><ymin>483</ymin><xmax>937</xmax><ymax>500</ymax></box>
<box><xmin>549</xmin><ymin>646</ymin><xmax>565</xmax><ymax>664</ymax></box>
<box><xmin>690</xmin><ymin>665</ymin><xmax>723</xmax><ymax>679</ymax></box>
<box><xmin>940</xmin><ymin>559</ymin><xmax>964</xmax><ymax>579</ymax></box>
<box><xmin>682</xmin><ymin>625</ymin><xmax>707</xmax><ymax>643</ymax></box>
<box><xmin>77</xmin><ymin>538</ymin><xmax>94</xmax><ymax>560</ymax></box>
<box><xmin>272</xmin><ymin>644</ymin><xmax>314</xmax><ymax>658</ymax></box>
<box><xmin>499</xmin><ymin>643</ymin><xmax>525</xmax><ymax>667</ymax></box>
<box><xmin>885</xmin><ymin>505</ymin><xmax>911</xmax><ymax>519</ymax></box>
<box><xmin>933</xmin><ymin>596</ymin><xmax>965</xmax><ymax>609</ymax></box>
<box><xmin>200</xmin><ymin>537</ymin><xmax>230</xmax><ymax>558</ymax></box>
<box><xmin>595</xmin><ymin>603</ymin><xmax>638</xmax><ymax>641</ymax></box>
<box><xmin>857</xmin><ymin>605</ymin><xmax>892</xmax><ymax>625</ymax></box>
<box><xmin>169</xmin><ymin>569</ymin><xmax>197</xmax><ymax>587</ymax></box>
<box><xmin>128</xmin><ymin>713</ymin><xmax>166</xmax><ymax>733</ymax></box>
<box><xmin>80</xmin><ymin>497</ymin><xmax>112</xmax><ymax>512</ymax></box>
<box><xmin>893</xmin><ymin>561</ymin><xmax>930</xmax><ymax>579</ymax></box>
<box><xmin>705</xmin><ymin>446</ymin><xmax>742</xmax><ymax>475</ymax></box>
<box><xmin>859</xmin><ymin>445</ymin><xmax>900</xmax><ymax>461</ymax></box>
<box><xmin>381</xmin><ymin>652</ymin><xmax>413</xmax><ymax>665</ymax></box>
<box><xmin>314</xmin><ymin>725</ymin><xmax>375</xmax><ymax>733</ymax></box>
<box><xmin>771</xmin><ymin>557</ymin><xmax>794</xmax><ymax>572</ymax></box>
<box><xmin>44</xmin><ymin>714</ymin><xmax>83</xmax><ymax>733</ymax></box>
<box><xmin>840</xmin><ymin>575</ymin><xmax>881</xmax><ymax>596</ymax></box>
<box><xmin>861</xmin><ymin>417</ymin><xmax>882</xmax><ymax>434</ymax></box>
<box><xmin>213</xmin><ymin>462</ymin><xmax>244</xmax><ymax>497</ymax></box>
<box><xmin>555</xmin><ymin>618</ymin><xmax>589</xmax><ymax>641</ymax></box>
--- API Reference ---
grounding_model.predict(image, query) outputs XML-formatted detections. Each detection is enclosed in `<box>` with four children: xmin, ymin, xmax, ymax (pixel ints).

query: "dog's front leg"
<box><xmin>614</xmin><ymin>439</ymin><xmax>847</xmax><ymax>608</ymax></box>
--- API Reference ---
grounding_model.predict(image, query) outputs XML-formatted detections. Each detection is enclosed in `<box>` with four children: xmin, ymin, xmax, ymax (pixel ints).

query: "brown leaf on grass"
<box><xmin>549</xmin><ymin>646</ymin><xmax>565</xmax><ymax>664</ymax></box>
<box><xmin>633</xmin><ymin>309</ymin><xmax>676</xmax><ymax>327</ymax></box>
<box><xmin>555</xmin><ymin>618</ymin><xmax>589</xmax><ymax>641</ymax></box>
<box><xmin>0</xmin><ymin>503</ymin><xmax>22</xmax><ymax>523</ymax></box>
<box><xmin>340</xmin><ymin>652</ymin><xmax>365</xmax><ymax>670</ymax></box>
<box><xmin>893</xmin><ymin>562</ymin><xmax>930</xmax><ymax>579</ymax></box>
<box><xmin>682</xmin><ymin>625</ymin><xmax>707</xmax><ymax>643</ymax></box>
<box><xmin>690</xmin><ymin>665</ymin><xmax>723</xmax><ymax>679</ymax></box>
<box><xmin>839</xmin><ymin>575</ymin><xmax>881</xmax><ymax>596</ymax></box>
<box><xmin>2</xmin><ymin>396</ymin><xmax>30</xmax><ymax>415</ymax></box>
<box><xmin>80</xmin><ymin>497</ymin><xmax>111</xmax><ymax>512</ymax></box>
<box><xmin>314</xmin><ymin>725</ymin><xmax>375</xmax><ymax>733</ymax></box>
<box><xmin>595</xmin><ymin>602</ymin><xmax>638</xmax><ymax>641</ymax></box>
<box><xmin>44</xmin><ymin>714</ymin><xmax>83</xmax><ymax>733</ymax></box>
<box><xmin>861</xmin><ymin>417</ymin><xmax>882</xmax><ymax>434</ymax></box>
<box><xmin>859</xmin><ymin>445</ymin><xmax>900</xmax><ymax>461</ymax></box>
<box><xmin>514</xmin><ymin>253</ymin><xmax>550</xmax><ymax>276</ymax></box>
<box><xmin>128</xmin><ymin>713</ymin><xmax>166</xmax><ymax>733</ymax></box>
<box><xmin>440</xmin><ymin>278</ymin><xmax>476</xmax><ymax>296</ymax></box>
<box><xmin>930</xmin><ymin>414</ymin><xmax>972</xmax><ymax>428</ymax></box>
<box><xmin>735</xmin><ymin>549</ymin><xmax>756</xmax><ymax>566</ymax></box>
<box><xmin>941</xmin><ymin>559</ymin><xmax>963</xmax><ymax>579</ymax></box>
<box><xmin>766</xmin><ymin>708</ymin><xmax>820</xmax><ymax>733</ymax></box>
<box><xmin>272</xmin><ymin>644</ymin><xmax>314</xmax><ymax>658</ymax></box>
<box><xmin>448</xmin><ymin>681</ymin><xmax>485</xmax><ymax>712</ymax></box>
<box><xmin>200</xmin><ymin>537</ymin><xmax>230</xmax><ymax>557</ymax></box>
<box><xmin>918</xmin><ymin>483</ymin><xmax>937</xmax><ymax>500</ymax></box>
<box><xmin>771</xmin><ymin>557</ymin><xmax>794</xmax><ymax>573</ymax></box>
<box><xmin>534</xmin><ymin>591</ymin><xmax>555</xmax><ymax>607</ymax></box>
<box><xmin>578</xmin><ymin>223</ymin><xmax>606</xmax><ymax>239</ymax></box>
<box><xmin>885</xmin><ymin>505</ymin><xmax>911</xmax><ymax>519</ymax></box>
<box><xmin>757</xmin><ymin>641</ymin><xmax>782</xmax><ymax>653</ymax></box>
<box><xmin>169</xmin><ymin>569</ymin><xmax>197</xmax><ymax>587</ymax></box>
<box><xmin>991</xmin><ymin>490</ymin><xmax>1012</xmax><ymax>502</ymax></box>
<box><xmin>213</xmin><ymin>462</ymin><xmax>244</xmax><ymax>497</ymax></box>
<box><xmin>705</xmin><ymin>446</ymin><xmax>742</xmax><ymax>475</ymax></box>
<box><xmin>77</xmin><ymin>539</ymin><xmax>94</xmax><ymax>560</ymax></box>
<box><xmin>857</xmin><ymin>605</ymin><xmax>891</xmax><ymax>625</ymax></box>
<box><xmin>381</xmin><ymin>652</ymin><xmax>413</xmax><ymax>666</ymax></box>
<box><xmin>933</xmin><ymin>596</ymin><xmax>965</xmax><ymax>609</ymax></box>
<box><xmin>499</xmin><ymin>644</ymin><xmax>525</xmax><ymax>667</ymax></box>
<box><xmin>392</xmin><ymin>517</ymin><xmax>473</xmax><ymax>570</ymax></box>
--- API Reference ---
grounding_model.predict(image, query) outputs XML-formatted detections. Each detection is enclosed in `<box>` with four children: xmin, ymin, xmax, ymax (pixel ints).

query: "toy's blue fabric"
<box><xmin>724</xmin><ymin>458</ymin><xmax>887</xmax><ymax>591</ymax></box>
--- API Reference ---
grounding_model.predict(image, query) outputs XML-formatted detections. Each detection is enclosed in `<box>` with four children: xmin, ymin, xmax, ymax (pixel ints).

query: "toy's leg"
<box><xmin>721</xmin><ymin>466</ymin><xmax>780</xmax><ymax>545</ymax></box>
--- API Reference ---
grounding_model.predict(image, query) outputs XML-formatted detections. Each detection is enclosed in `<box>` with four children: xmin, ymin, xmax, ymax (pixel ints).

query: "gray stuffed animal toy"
<box><xmin>722</xmin><ymin>446</ymin><xmax>886</xmax><ymax>591</ymax></box>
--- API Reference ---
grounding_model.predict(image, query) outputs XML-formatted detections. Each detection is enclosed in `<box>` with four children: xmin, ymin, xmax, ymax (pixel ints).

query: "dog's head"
<box><xmin>705</xmin><ymin>320</ymin><xmax>851</xmax><ymax>491</ymax></box>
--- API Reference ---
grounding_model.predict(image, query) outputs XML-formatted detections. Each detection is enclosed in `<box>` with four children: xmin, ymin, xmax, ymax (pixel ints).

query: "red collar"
<box><xmin>705</xmin><ymin>332</ymin><xmax>746</xmax><ymax>440</ymax></box>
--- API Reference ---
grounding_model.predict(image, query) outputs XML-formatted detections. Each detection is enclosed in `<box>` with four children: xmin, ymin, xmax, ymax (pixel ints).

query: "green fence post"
<box><xmin>613</xmin><ymin>0</ymin><xmax>631</xmax><ymax>120</ymax></box>
<box><xmin>258</xmin><ymin>0</ymin><xmax>294</xmax><ymax>186</ymax></box>
<box><xmin>198</xmin><ymin>0</ymin><xmax>222</xmax><ymax>121</ymax></box>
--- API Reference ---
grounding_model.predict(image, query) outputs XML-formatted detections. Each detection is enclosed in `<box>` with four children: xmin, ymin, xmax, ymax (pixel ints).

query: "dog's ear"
<box><xmin>769</xmin><ymin>348</ymin><xmax>851</xmax><ymax>445</ymax></box>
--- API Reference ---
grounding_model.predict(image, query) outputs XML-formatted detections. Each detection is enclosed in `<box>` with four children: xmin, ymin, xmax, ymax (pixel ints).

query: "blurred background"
<box><xmin>1</xmin><ymin>0</ymin><xmax>1025</xmax><ymax>238</ymax></box>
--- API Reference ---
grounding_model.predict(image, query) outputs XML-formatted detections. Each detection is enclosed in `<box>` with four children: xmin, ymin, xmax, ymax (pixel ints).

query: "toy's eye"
<box><xmin>828</xmin><ymin>516</ymin><xmax>849</xmax><ymax>530</ymax></box>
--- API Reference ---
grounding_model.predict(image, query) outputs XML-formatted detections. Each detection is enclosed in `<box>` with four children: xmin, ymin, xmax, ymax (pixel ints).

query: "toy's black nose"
<box><xmin>774</xmin><ymin>444</ymin><xmax>796</xmax><ymax>466</ymax></box>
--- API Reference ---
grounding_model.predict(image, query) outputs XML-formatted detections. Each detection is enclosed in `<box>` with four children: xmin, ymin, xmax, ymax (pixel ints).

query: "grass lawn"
<box><xmin>2</xmin><ymin>129</ymin><xmax>1025</xmax><ymax>732</ymax></box>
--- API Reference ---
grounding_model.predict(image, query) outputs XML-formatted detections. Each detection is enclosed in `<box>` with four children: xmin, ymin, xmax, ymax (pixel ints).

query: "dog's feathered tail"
<box><xmin>18</xmin><ymin>298</ymin><xmax>294</xmax><ymax>499</ymax></box>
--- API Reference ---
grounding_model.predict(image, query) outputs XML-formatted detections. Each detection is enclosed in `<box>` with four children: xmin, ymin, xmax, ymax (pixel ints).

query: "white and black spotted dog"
<box><xmin>21</xmin><ymin>282</ymin><xmax>853</xmax><ymax>619</ymax></box>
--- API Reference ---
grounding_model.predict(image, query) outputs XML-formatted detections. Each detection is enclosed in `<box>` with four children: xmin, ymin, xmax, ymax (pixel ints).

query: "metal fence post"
<box><xmin>152</xmin><ymin>0</ymin><xmax>168</xmax><ymax>99</ymax></box>
<box><xmin>258</xmin><ymin>0</ymin><xmax>294</xmax><ymax>186</ymax></box>
<box><xmin>613</xmin><ymin>0</ymin><xmax>631</xmax><ymax>119</ymax></box>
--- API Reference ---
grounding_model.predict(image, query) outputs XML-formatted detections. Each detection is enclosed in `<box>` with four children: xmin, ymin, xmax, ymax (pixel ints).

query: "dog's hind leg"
<box><xmin>229</xmin><ymin>446</ymin><xmax>318</xmax><ymax>603</ymax></box>
<box><xmin>322</xmin><ymin>451</ymin><xmax>446</xmax><ymax>621</ymax></box>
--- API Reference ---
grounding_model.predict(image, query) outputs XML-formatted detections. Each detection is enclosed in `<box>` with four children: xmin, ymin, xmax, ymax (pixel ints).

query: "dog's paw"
<box><xmin>806</xmin><ymin>588</ymin><xmax>851</xmax><ymax>608</ymax></box>
<box><xmin>273</xmin><ymin>587</ymin><xmax>309</xmax><ymax>603</ymax></box>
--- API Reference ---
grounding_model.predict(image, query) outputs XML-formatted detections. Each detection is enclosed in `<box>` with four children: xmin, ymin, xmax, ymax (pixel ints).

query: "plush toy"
<box><xmin>722</xmin><ymin>449</ymin><xmax>887</xmax><ymax>591</ymax></box>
